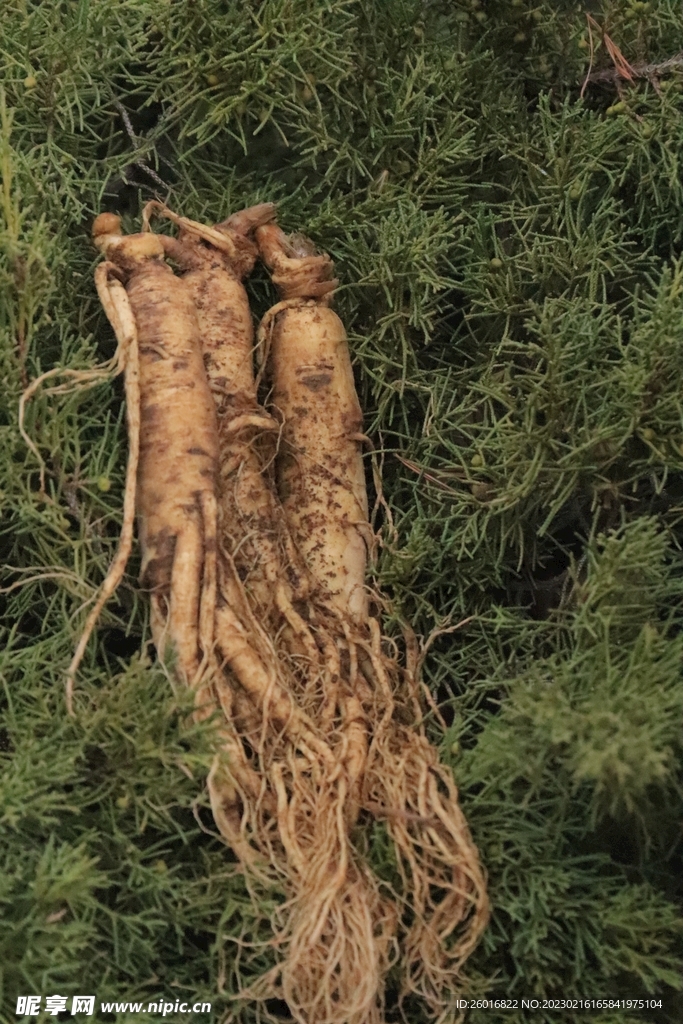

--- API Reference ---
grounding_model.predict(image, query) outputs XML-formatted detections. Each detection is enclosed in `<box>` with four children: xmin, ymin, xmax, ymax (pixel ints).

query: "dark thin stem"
<box><xmin>112</xmin><ymin>96</ymin><xmax>170</xmax><ymax>193</ymax></box>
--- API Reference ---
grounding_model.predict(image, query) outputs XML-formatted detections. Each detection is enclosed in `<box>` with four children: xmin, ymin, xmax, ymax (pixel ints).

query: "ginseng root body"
<box><xmin>92</xmin><ymin>214</ymin><xmax>218</xmax><ymax>684</ymax></box>
<box><xmin>257</xmin><ymin>222</ymin><xmax>490</xmax><ymax>1018</ymax></box>
<box><xmin>256</xmin><ymin>225</ymin><xmax>368</xmax><ymax>622</ymax></box>
<box><xmin>270</xmin><ymin>301</ymin><xmax>369</xmax><ymax>622</ymax></box>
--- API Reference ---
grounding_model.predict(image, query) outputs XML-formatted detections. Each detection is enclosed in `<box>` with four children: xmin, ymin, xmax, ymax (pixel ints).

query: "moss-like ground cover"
<box><xmin>1</xmin><ymin>2</ymin><xmax>682</xmax><ymax>1021</ymax></box>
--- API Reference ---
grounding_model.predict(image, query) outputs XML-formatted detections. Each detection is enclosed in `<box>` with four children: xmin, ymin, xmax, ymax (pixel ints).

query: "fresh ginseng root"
<box><xmin>257</xmin><ymin>222</ymin><xmax>490</xmax><ymax>1019</ymax></box>
<box><xmin>91</xmin><ymin>213</ymin><xmax>219</xmax><ymax>687</ymax></box>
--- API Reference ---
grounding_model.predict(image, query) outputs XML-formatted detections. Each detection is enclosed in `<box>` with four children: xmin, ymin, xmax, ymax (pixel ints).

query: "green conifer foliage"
<box><xmin>1</xmin><ymin>1</ymin><xmax>682</xmax><ymax>1021</ymax></box>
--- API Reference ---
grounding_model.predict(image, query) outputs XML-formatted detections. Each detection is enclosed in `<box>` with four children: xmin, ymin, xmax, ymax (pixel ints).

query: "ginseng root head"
<box><xmin>92</xmin><ymin>212</ymin><xmax>125</xmax><ymax>257</ymax></box>
<box><xmin>95</xmin><ymin>225</ymin><xmax>166</xmax><ymax>270</ymax></box>
<box><xmin>211</xmin><ymin>202</ymin><xmax>278</xmax><ymax>278</ymax></box>
<box><xmin>93</xmin><ymin>212</ymin><xmax>122</xmax><ymax>238</ymax></box>
<box><xmin>256</xmin><ymin>223</ymin><xmax>338</xmax><ymax>300</ymax></box>
<box><xmin>217</xmin><ymin>201</ymin><xmax>277</xmax><ymax>237</ymax></box>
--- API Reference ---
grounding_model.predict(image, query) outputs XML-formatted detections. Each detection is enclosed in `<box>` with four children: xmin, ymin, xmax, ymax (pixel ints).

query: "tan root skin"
<box><xmin>270</xmin><ymin>303</ymin><xmax>369</xmax><ymax>623</ymax></box>
<box><xmin>92</xmin><ymin>214</ymin><xmax>219</xmax><ymax>683</ymax></box>
<box><xmin>256</xmin><ymin>223</ymin><xmax>368</xmax><ymax>623</ymax></box>
<box><xmin>142</xmin><ymin>203</ymin><xmax>311</xmax><ymax>613</ymax></box>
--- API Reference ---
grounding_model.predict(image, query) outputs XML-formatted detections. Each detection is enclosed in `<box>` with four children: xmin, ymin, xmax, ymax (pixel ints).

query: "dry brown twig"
<box><xmin>580</xmin><ymin>12</ymin><xmax>683</xmax><ymax>96</ymax></box>
<box><xmin>581</xmin><ymin>14</ymin><xmax>636</xmax><ymax>98</ymax></box>
<box><xmin>586</xmin><ymin>50</ymin><xmax>683</xmax><ymax>90</ymax></box>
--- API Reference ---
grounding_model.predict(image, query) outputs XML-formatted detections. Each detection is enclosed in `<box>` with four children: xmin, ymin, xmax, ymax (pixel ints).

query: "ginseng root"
<box><xmin>257</xmin><ymin>222</ymin><xmax>490</xmax><ymax>1018</ymax></box>
<box><xmin>91</xmin><ymin>214</ymin><xmax>218</xmax><ymax>686</ymax></box>
<box><xmin>256</xmin><ymin>225</ymin><xmax>369</xmax><ymax>624</ymax></box>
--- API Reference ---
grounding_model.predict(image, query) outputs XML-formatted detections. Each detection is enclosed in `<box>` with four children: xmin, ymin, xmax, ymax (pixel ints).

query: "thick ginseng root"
<box><xmin>188</xmin><ymin>218</ymin><xmax>388</xmax><ymax>1024</ymax></box>
<box><xmin>256</xmin><ymin>224</ymin><xmax>369</xmax><ymax>624</ymax></box>
<box><xmin>257</xmin><ymin>223</ymin><xmax>374</xmax><ymax>824</ymax></box>
<box><xmin>91</xmin><ymin>214</ymin><xmax>275</xmax><ymax>884</ymax></box>
<box><xmin>257</xmin><ymin>224</ymin><xmax>489</xmax><ymax>1017</ymax></box>
<box><xmin>92</xmin><ymin>213</ymin><xmax>218</xmax><ymax>685</ymax></box>
<box><xmin>256</xmin><ymin>224</ymin><xmax>372</xmax><ymax>797</ymax></box>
